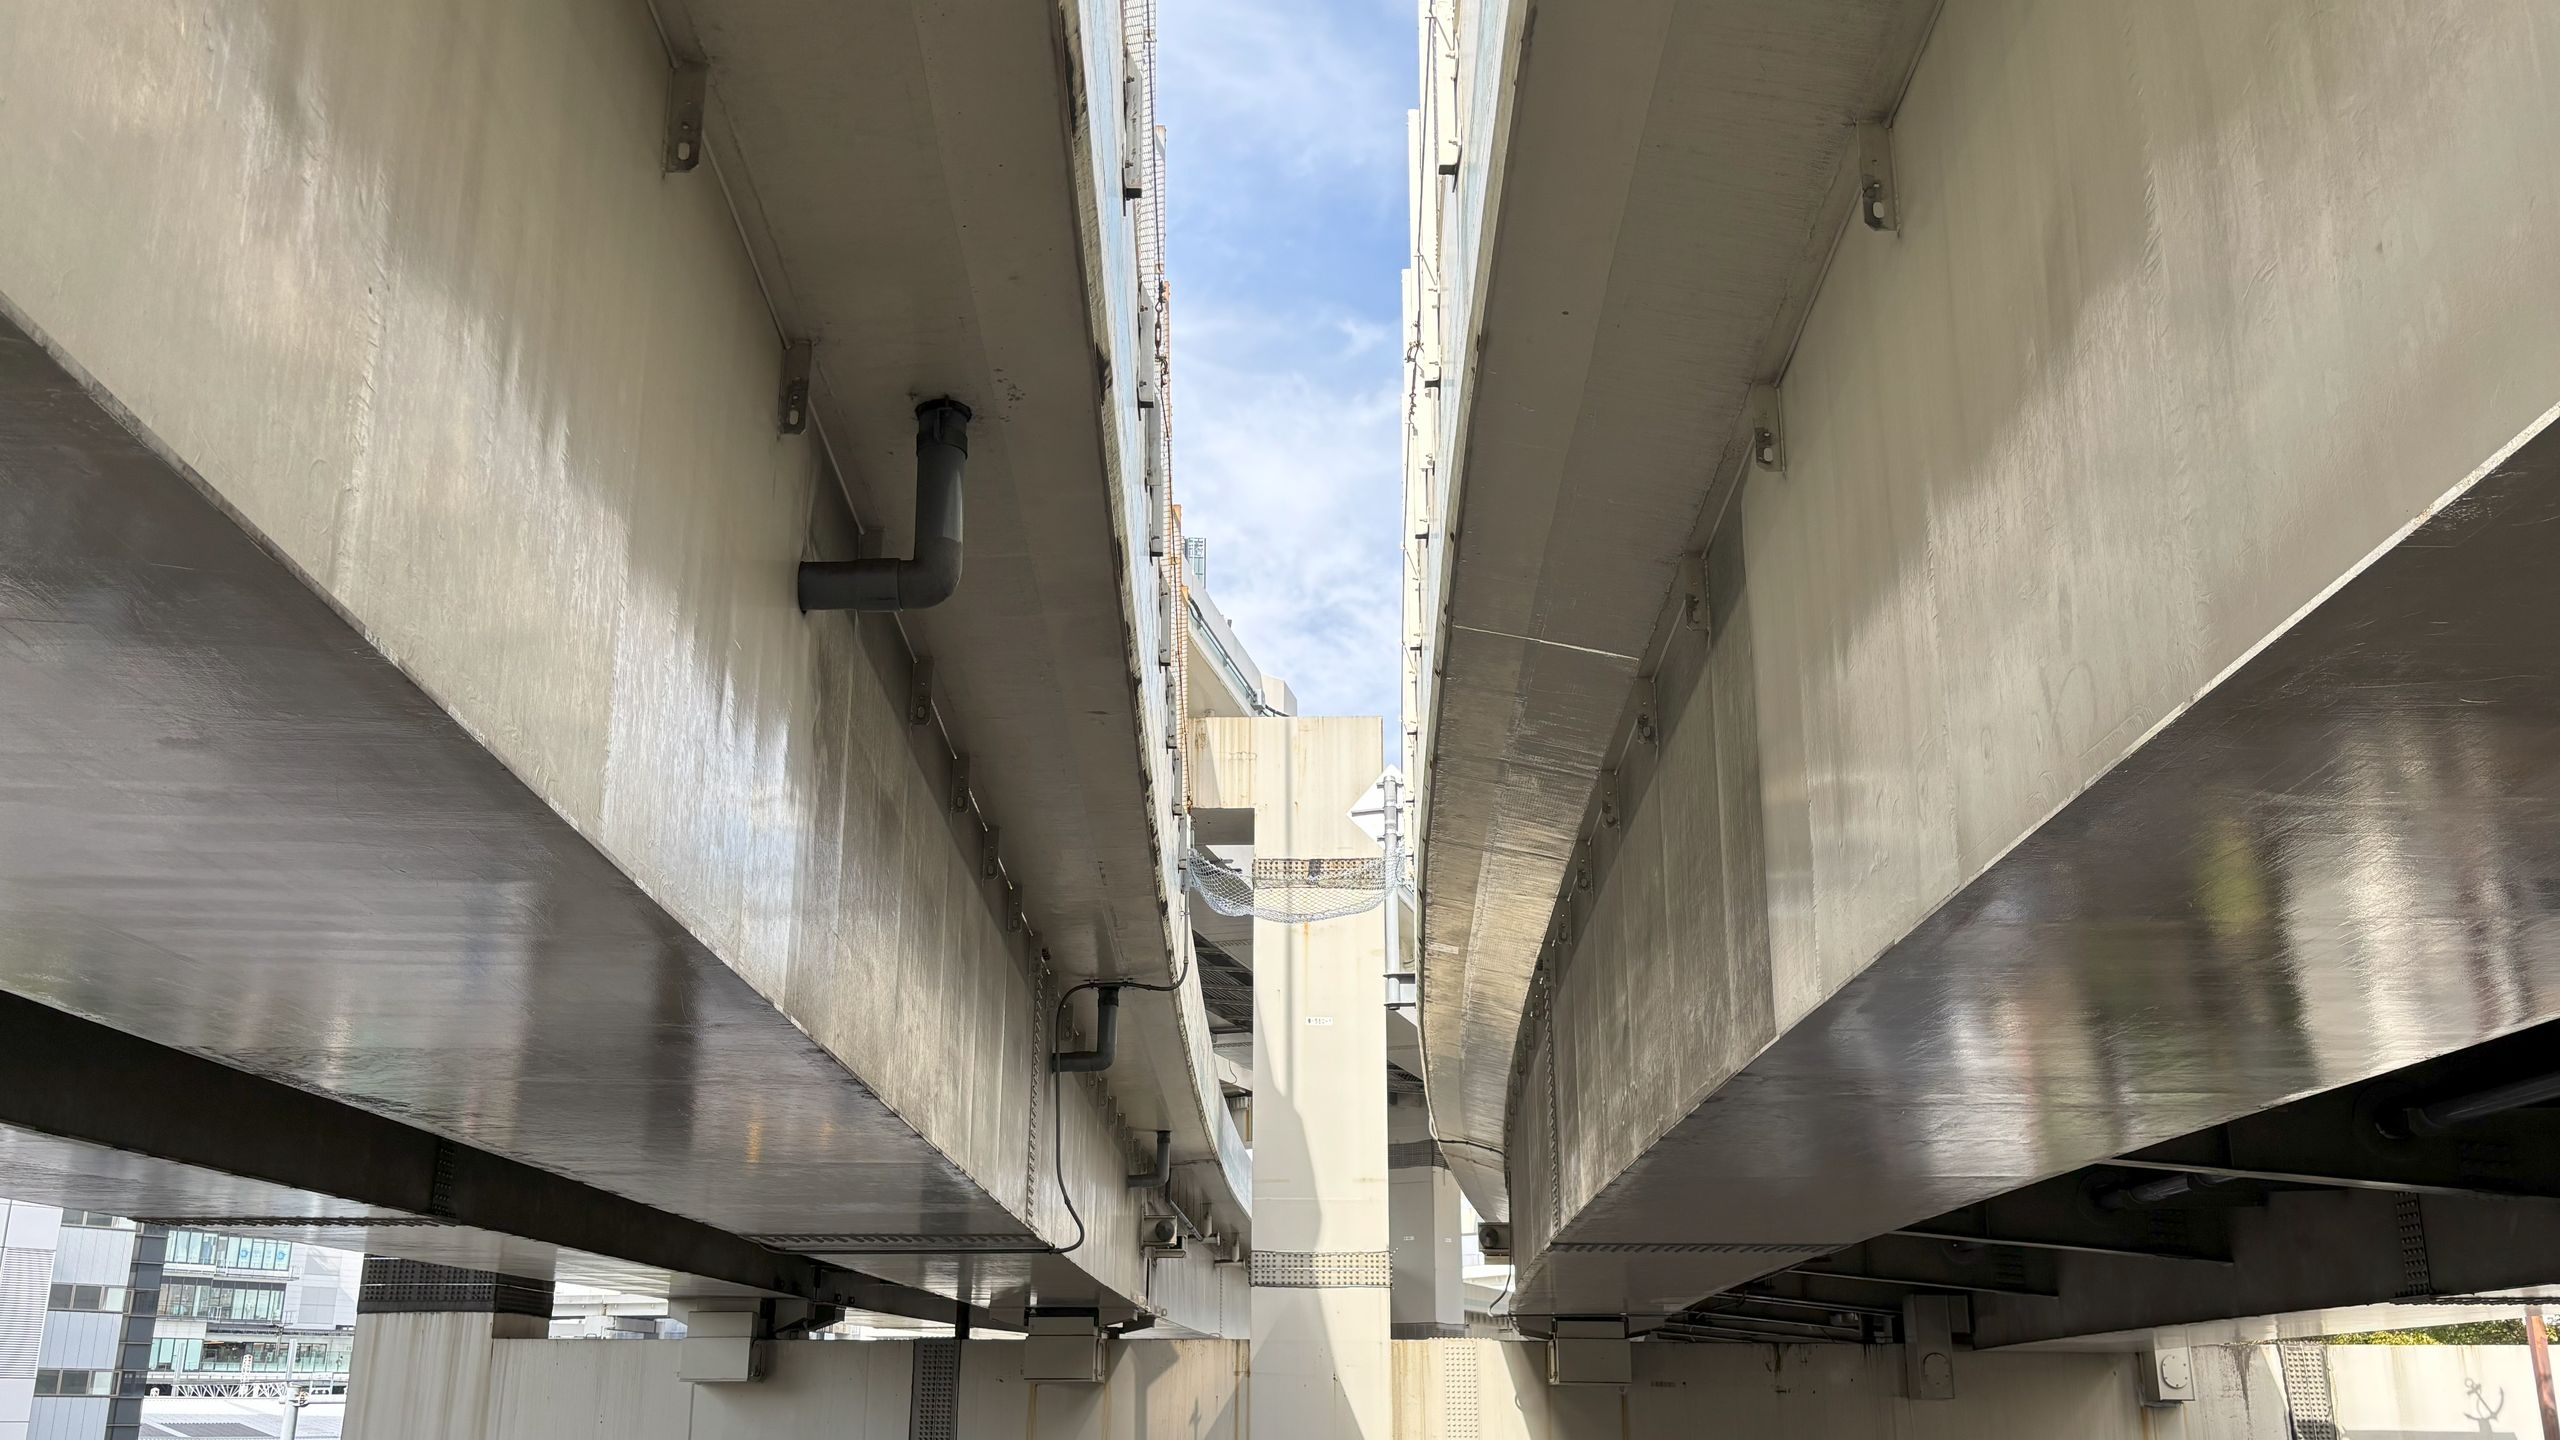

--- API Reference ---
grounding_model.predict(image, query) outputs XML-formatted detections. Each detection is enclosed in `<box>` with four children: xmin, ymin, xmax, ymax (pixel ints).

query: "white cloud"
<box><xmin>1172</xmin><ymin>300</ymin><xmax>1403</xmax><ymax>721</ymax></box>
<box><xmin>1155</xmin><ymin>0</ymin><xmax>1413</xmax><ymax>724</ymax></box>
<box><xmin>1157</xmin><ymin>2</ymin><xmax>1408</xmax><ymax>183</ymax></box>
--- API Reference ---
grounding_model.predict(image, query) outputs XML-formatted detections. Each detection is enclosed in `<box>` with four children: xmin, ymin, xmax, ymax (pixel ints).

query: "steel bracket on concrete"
<box><xmin>1857</xmin><ymin>120</ymin><xmax>1899</xmax><ymax>232</ymax></box>
<box><xmin>1119</xmin><ymin>63</ymin><xmax>1146</xmax><ymax>200</ymax></box>
<box><xmin>1901</xmin><ymin>1295</ymin><xmax>1963</xmax><ymax>1400</ymax></box>
<box><xmin>1678</xmin><ymin>552</ymin><xmax>1712</xmax><ymax>634</ymax></box>
<box><xmin>907</xmin><ymin>657</ymin><xmax>936</xmax><ymax>726</ymax></box>
<box><xmin>776</xmin><ymin>339</ymin><xmax>814</xmax><ymax>434</ymax></box>
<box><xmin>1744</xmin><ymin>384</ymin><xmax>1785</xmax><ymax>473</ymax></box>
<box><xmin>981</xmin><ymin>826</ymin><xmax>1002</xmax><ymax>880</ymax></box>
<box><xmin>950</xmin><ymin>755</ymin><xmax>973</xmax><ymax>814</ymax></box>
<box><xmin>662</xmin><ymin>62</ymin><xmax>709</xmax><ymax>173</ymax></box>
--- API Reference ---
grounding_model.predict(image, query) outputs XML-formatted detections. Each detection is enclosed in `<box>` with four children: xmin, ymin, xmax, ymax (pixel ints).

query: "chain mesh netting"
<box><xmin>1188</xmin><ymin>846</ymin><xmax>1406</xmax><ymax>924</ymax></box>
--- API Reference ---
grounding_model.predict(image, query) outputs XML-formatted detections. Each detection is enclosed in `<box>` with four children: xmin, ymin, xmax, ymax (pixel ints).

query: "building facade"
<box><xmin>146</xmin><ymin>1232</ymin><xmax>356</xmax><ymax>1396</ymax></box>
<box><xmin>0</xmin><ymin>1203</ymin><xmax>158</xmax><ymax>1440</ymax></box>
<box><xmin>0</xmin><ymin>1201</ymin><xmax>359</xmax><ymax>1440</ymax></box>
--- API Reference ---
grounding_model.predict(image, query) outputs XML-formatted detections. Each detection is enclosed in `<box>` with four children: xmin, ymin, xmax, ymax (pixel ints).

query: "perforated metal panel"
<box><xmin>1444</xmin><ymin>1344</ymin><xmax>1480</xmax><ymax>1440</ymax></box>
<box><xmin>2279</xmin><ymin>1341</ymin><xmax>2336</xmax><ymax>1440</ymax></box>
<box><xmin>746</xmin><ymin>1234</ymin><xmax>1034</xmax><ymax>1253</ymax></box>
<box><xmin>1387</xmin><ymin>1140</ymin><xmax>1446</xmax><ymax>1171</ymax></box>
<box><xmin>2393</xmin><ymin>1191</ymin><xmax>2434</xmax><ymax>1298</ymax></box>
<box><xmin>910</xmin><ymin>1339</ymin><xmax>957</xmax><ymax>1440</ymax></box>
<box><xmin>356</xmin><ymin>1257</ymin><xmax>552</xmax><ymax>1318</ymax></box>
<box><xmin>1025</xmin><ymin>969</ymin><xmax>1049</xmax><ymax>1215</ymax></box>
<box><xmin>1249</xmin><ymin>1250</ymin><xmax>1391</xmax><ymax>1289</ymax></box>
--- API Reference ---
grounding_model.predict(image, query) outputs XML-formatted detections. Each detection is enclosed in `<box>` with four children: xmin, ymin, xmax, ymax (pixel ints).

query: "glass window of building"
<box><xmin>159</xmin><ymin>1281</ymin><xmax>287</xmax><ymax>1322</ymax></box>
<box><xmin>33</xmin><ymin>1369</ymin><xmax>115</xmax><ymax>1396</ymax></box>
<box><xmin>163</xmin><ymin>1231</ymin><xmax>294</xmax><ymax>1270</ymax></box>
<box><xmin>58</xmin><ymin>1210</ymin><xmax>131</xmax><ymax>1229</ymax></box>
<box><xmin>291</xmin><ymin>1338</ymin><xmax>352</xmax><ymax>1375</ymax></box>
<box><xmin>45</xmin><ymin>1283</ymin><xmax>127</xmax><ymax>1312</ymax></box>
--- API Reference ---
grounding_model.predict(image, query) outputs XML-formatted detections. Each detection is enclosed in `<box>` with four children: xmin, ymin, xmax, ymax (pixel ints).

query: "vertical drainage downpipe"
<box><xmin>1126</xmin><ymin>1130</ymin><xmax>1172</xmax><ymax>1190</ymax></box>
<box><xmin>1052</xmin><ymin>987</ymin><xmax>1122</xmax><ymax>1073</ymax></box>
<box><xmin>798</xmin><ymin>398</ymin><xmax>971</xmax><ymax>612</ymax></box>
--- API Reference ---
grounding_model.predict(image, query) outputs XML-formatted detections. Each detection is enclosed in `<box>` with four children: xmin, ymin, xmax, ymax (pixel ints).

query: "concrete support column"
<box><xmin>1239</xmin><ymin>717</ymin><xmax>1392</xmax><ymax>1437</ymax></box>
<box><xmin>1387</xmin><ymin>1095</ymin><xmax>1464</xmax><ymax>1338</ymax></box>
<box><xmin>342</xmin><ymin>1259</ymin><xmax>554</xmax><ymax>1440</ymax></box>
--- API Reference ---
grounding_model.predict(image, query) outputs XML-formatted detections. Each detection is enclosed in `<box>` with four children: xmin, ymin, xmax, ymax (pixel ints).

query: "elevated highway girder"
<box><xmin>1406</xmin><ymin>0</ymin><xmax>2560</xmax><ymax>1333</ymax></box>
<box><xmin>0</xmin><ymin>0</ymin><xmax>1231</xmax><ymax>1322</ymax></box>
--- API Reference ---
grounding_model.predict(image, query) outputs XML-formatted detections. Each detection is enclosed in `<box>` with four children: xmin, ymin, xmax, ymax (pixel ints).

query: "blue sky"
<box><xmin>1157</xmin><ymin>0</ymin><xmax>1414</xmax><ymax>722</ymax></box>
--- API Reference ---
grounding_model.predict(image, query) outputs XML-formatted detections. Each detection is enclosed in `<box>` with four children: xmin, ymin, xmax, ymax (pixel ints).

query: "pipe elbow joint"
<box><xmin>895</xmin><ymin>538</ymin><xmax>962</xmax><ymax>609</ymax></box>
<box><xmin>798</xmin><ymin>397</ymin><xmax>970</xmax><ymax>614</ymax></box>
<box><xmin>1052</xmin><ymin>986</ymin><xmax>1123</xmax><ymax>1073</ymax></box>
<box><xmin>1125</xmin><ymin>1130</ymin><xmax>1172</xmax><ymax>1191</ymax></box>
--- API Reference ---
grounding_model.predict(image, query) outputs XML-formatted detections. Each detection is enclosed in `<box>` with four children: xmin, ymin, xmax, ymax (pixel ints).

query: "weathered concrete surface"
<box><xmin>346</xmin><ymin>1329</ymin><xmax>1247</xmax><ymax>1440</ymax></box>
<box><xmin>1401</xmin><ymin>0</ymin><xmax>1940</xmax><ymax>1222</ymax></box>
<box><xmin>1388</xmin><ymin>1339</ymin><xmax>2547</xmax><ymax>1439</ymax></box>
<box><xmin>1391</xmin><ymin>1341</ymin><xmax>2158</xmax><ymax>1438</ymax></box>
<box><xmin>1415</xmin><ymin>0</ymin><xmax>2560</xmax><ymax>1316</ymax></box>
<box><xmin>0</xmin><ymin>0</ymin><xmax>1217</xmax><ymax>1310</ymax></box>
<box><xmin>1194</xmin><ymin>717</ymin><xmax>1394</xmax><ymax>1437</ymax></box>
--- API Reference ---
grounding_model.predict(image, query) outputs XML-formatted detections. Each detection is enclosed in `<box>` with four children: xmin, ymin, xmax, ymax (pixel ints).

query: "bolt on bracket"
<box><xmin>907</xmin><ymin>657</ymin><xmax>936</xmax><ymax>727</ymax></box>
<box><xmin>1744</xmin><ymin>384</ymin><xmax>1786</xmax><ymax>474</ymax></box>
<box><xmin>776</xmin><ymin>340</ymin><xmax>814</xmax><ymax>435</ymax></box>
<box><xmin>1857</xmin><ymin>120</ymin><xmax>1899</xmax><ymax>233</ymax></box>
<box><xmin>663</xmin><ymin>63</ymin><xmax>708</xmax><ymax>173</ymax></box>
<box><xmin>1678</xmin><ymin>552</ymin><xmax>1712</xmax><ymax>634</ymax></box>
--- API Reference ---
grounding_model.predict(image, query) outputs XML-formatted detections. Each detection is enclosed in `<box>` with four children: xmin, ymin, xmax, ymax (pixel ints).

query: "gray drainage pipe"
<box><xmin>1052</xmin><ymin>987</ymin><xmax>1122</xmax><ymax>1073</ymax></box>
<box><xmin>798</xmin><ymin>397</ymin><xmax>971</xmax><ymax>612</ymax></box>
<box><xmin>1126</xmin><ymin>1131</ymin><xmax>1172</xmax><ymax>1190</ymax></box>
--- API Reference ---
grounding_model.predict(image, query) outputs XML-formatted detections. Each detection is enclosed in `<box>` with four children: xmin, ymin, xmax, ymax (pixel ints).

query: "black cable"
<box><xmin>1046</xmin><ymin>950</ymin><xmax>1193</xmax><ymax>1256</ymax></box>
<box><xmin>1049</xmin><ymin>979</ymin><xmax>1109</xmax><ymax>1256</ymax></box>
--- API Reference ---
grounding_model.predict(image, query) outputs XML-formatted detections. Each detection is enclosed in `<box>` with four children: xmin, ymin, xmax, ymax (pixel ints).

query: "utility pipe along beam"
<box><xmin>1126</xmin><ymin>1131</ymin><xmax>1172</xmax><ymax>1191</ymax></box>
<box><xmin>800</xmin><ymin>398</ymin><xmax>972</xmax><ymax>613</ymax></box>
<box><xmin>1052</xmin><ymin>987</ymin><xmax>1123</xmax><ymax>1073</ymax></box>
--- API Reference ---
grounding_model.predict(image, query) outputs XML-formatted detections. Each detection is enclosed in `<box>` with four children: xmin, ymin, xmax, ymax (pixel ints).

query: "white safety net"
<box><xmin>1188</xmin><ymin>846</ymin><xmax>1407</xmax><ymax>925</ymax></box>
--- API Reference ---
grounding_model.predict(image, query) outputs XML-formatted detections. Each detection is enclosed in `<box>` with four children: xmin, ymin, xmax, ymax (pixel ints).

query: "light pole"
<box><xmin>280</xmin><ymin>1385</ymin><xmax>311</xmax><ymax>1440</ymax></box>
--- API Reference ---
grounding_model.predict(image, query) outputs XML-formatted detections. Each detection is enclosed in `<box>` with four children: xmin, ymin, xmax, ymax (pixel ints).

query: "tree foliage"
<box><xmin>2325</xmin><ymin>1320</ymin><xmax>2529</xmax><ymax>1346</ymax></box>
